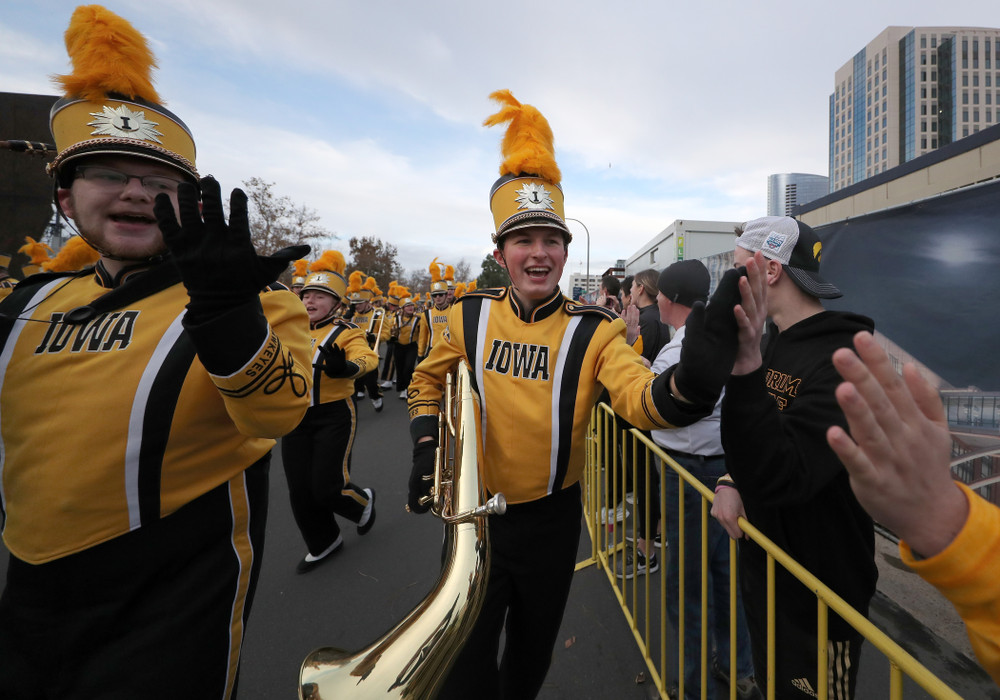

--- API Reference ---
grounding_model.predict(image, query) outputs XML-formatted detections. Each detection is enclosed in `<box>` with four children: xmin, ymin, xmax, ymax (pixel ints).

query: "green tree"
<box><xmin>242</xmin><ymin>177</ymin><xmax>331</xmax><ymax>257</ymax></box>
<box><xmin>348</xmin><ymin>236</ymin><xmax>403</xmax><ymax>291</ymax></box>
<box><xmin>477</xmin><ymin>253</ymin><xmax>508</xmax><ymax>288</ymax></box>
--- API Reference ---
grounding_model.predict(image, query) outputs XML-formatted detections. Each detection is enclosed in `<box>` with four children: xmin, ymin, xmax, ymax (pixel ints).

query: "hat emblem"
<box><xmin>813</xmin><ymin>241</ymin><xmax>822</xmax><ymax>262</ymax></box>
<box><xmin>88</xmin><ymin>104</ymin><xmax>164</xmax><ymax>144</ymax></box>
<box><xmin>514</xmin><ymin>182</ymin><xmax>555</xmax><ymax>212</ymax></box>
<box><xmin>764</xmin><ymin>231</ymin><xmax>787</xmax><ymax>251</ymax></box>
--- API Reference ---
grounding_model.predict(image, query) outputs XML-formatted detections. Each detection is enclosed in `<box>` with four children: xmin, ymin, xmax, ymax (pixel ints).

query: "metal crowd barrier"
<box><xmin>578</xmin><ymin>402</ymin><xmax>962</xmax><ymax>700</ymax></box>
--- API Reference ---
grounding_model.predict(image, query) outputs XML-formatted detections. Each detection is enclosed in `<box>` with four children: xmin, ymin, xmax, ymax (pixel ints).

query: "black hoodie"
<box><xmin>722</xmin><ymin>310</ymin><xmax>878</xmax><ymax>639</ymax></box>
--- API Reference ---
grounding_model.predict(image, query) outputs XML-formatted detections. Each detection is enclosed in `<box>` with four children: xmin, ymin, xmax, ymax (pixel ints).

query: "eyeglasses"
<box><xmin>75</xmin><ymin>165</ymin><xmax>185</xmax><ymax>194</ymax></box>
<box><xmin>430</xmin><ymin>293</ymin><xmax>446</xmax><ymax>298</ymax></box>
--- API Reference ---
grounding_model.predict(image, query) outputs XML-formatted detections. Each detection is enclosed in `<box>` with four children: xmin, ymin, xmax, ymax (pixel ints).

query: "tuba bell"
<box><xmin>299</xmin><ymin>360</ymin><xmax>505</xmax><ymax>699</ymax></box>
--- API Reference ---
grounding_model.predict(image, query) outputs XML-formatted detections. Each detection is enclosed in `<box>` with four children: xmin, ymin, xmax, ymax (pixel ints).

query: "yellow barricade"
<box><xmin>580</xmin><ymin>402</ymin><xmax>962</xmax><ymax>700</ymax></box>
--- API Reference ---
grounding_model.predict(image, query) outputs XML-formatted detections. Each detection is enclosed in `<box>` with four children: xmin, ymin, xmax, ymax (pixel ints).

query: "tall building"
<box><xmin>767</xmin><ymin>173</ymin><xmax>830</xmax><ymax>216</ymax></box>
<box><xmin>830</xmin><ymin>26</ymin><xmax>1000</xmax><ymax>192</ymax></box>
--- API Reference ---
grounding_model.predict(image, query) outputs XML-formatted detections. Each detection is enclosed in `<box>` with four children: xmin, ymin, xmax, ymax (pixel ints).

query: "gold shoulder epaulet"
<box><xmin>565</xmin><ymin>301</ymin><xmax>617</xmax><ymax>322</ymax></box>
<box><xmin>461</xmin><ymin>286</ymin><xmax>506</xmax><ymax>302</ymax></box>
<box><xmin>335</xmin><ymin>319</ymin><xmax>361</xmax><ymax>330</ymax></box>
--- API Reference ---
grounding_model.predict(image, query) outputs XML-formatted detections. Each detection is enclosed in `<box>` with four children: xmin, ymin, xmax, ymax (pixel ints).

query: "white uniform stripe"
<box><xmin>0</xmin><ymin>279</ymin><xmax>66</xmax><ymax>524</ymax></box>
<box><xmin>547</xmin><ymin>315</ymin><xmax>581</xmax><ymax>493</ymax></box>
<box><xmin>124</xmin><ymin>310</ymin><xmax>187</xmax><ymax>530</ymax></box>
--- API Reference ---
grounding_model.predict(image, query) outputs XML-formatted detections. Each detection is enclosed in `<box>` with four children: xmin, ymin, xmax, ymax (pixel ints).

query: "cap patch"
<box><xmin>88</xmin><ymin>104</ymin><xmax>163</xmax><ymax>143</ymax></box>
<box><xmin>765</xmin><ymin>231</ymin><xmax>788</xmax><ymax>252</ymax></box>
<box><xmin>515</xmin><ymin>182</ymin><xmax>555</xmax><ymax>212</ymax></box>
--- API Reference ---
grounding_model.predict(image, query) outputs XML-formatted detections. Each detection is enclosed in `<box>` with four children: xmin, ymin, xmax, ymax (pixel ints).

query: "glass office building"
<box><xmin>767</xmin><ymin>173</ymin><xmax>830</xmax><ymax>216</ymax></box>
<box><xmin>830</xmin><ymin>26</ymin><xmax>1000</xmax><ymax>192</ymax></box>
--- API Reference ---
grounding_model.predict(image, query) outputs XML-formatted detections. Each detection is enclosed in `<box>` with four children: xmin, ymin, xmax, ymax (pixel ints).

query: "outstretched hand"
<box><xmin>826</xmin><ymin>331</ymin><xmax>968</xmax><ymax>557</ymax></box>
<box><xmin>672</xmin><ymin>265</ymin><xmax>746</xmax><ymax>406</ymax></box>
<box><xmin>730</xmin><ymin>250</ymin><xmax>768</xmax><ymax>375</ymax></box>
<box><xmin>154</xmin><ymin>177</ymin><xmax>307</xmax><ymax>321</ymax></box>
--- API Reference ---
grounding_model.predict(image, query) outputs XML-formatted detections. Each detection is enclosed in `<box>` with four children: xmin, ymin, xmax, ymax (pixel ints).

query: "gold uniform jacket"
<box><xmin>308</xmin><ymin>317</ymin><xmax>379</xmax><ymax>405</ymax></box>
<box><xmin>408</xmin><ymin>287</ymin><xmax>706</xmax><ymax>504</ymax></box>
<box><xmin>392</xmin><ymin>313</ymin><xmax>428</xmax><ymax>354</ymax></box>
<box><xmin>0</xmin><ymin>266</ymin><xmax>313</xmax><ymax>564</ymax></box>
<box><xmin>421</xmin><ymin>306</ymin><xmax>451</xmax><ymax>357</ymax></box>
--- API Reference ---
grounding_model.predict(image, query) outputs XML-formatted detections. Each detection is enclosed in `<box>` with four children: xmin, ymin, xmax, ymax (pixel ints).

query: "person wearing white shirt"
<box><xmin>650</xmin><ymin>260</ymin><xmax>759</xmax><ymax>700</ymax></box>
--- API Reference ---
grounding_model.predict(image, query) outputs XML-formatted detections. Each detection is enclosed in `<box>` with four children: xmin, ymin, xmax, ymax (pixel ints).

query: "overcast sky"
<box><xmin>3</xmin><ymin>0</ymin><xmax>996</xmax><ymax>290</ymax></box>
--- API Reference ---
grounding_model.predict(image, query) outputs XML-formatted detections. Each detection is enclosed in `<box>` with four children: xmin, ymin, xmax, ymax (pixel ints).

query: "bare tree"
<box><xmin>348</xmin><ymin>236</ymin><xmax>403</xmax><ymax>291</ymax></box>
<box><xmin>242</xmin><ymin>177</ymin><xmax>331</xmax><ymax>257</ymax></box>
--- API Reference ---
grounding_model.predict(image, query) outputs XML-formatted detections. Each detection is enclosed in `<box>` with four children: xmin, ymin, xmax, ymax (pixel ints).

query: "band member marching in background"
<box><xmin>281</xmin><ymin>250</ymin><xmax>379</xmax><ymax>574</ymax></box>
<box><xmin>0</xmin><ymin>7</ymin><xmax>313</xmax><ymax>697</ymax></box>
<box><xmin>391</xmin><ymin>286</ymin><xmax>427</xmax><ymax>399</ymax></box>
<box><xmin>421</xmin><ymin>258</ymin><xmax>452</xmax><ymax>361</ymax></box>
<box><xmin>347</xmin><ymin>271</ymin><xmax>388</xmax><ymax>413</ymax></box>
<box><xmin>379</xmin><ymin>281</ymin><xmax>401</xmax><ymax>389</ymax></box>
<box><xmin>290</xmin><ymin>258</ymin><xmax>309</xmax><ymax>296</ymax></box>
<box><xmin>406</xmin><ymin>89</ymin><xmax>746</xmax><ymax>699</ymax></box>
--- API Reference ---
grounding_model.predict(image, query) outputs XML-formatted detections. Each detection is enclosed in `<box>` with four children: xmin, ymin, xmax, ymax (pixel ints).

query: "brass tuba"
<box><xmin>299</xmin><ymin>360</ymin><xmax>505</xmax><ymax>699</ymax></box>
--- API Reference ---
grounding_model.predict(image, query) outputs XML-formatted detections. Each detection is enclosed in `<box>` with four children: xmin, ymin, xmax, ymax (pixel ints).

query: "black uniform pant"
<box><xmin>393</xmin><ymin>342</ymin><xmax>419</xmax><ymax>394</ymax></box>
<box><xmin>0</xmin><ymin>456</ymin><xmax>270</xmax><ymax>700</ymax></box>
<box><xmin>280</xmin><ymin>399</ymin><xmax>370</xmax><ymax>555</ymax></box>
<box><xmin>354</xmin><ymin>369</ymin><xmax>382</xmax><ymax>399</ymax></box>
<box><xmin>437</xmin><ymin>482</ymin><xmax>582</xmax><ymax>700</ymax></box>
<box><xmin>380</xmin><ymin>339</ymin><xmax>396</xmax><ymax>382</ymax></box>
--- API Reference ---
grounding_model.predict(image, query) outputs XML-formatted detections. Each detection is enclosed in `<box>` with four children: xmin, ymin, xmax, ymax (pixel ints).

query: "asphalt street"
<box><xmin>1</xmin><ymin>382</ymin><xmax>996</xmax><ymax>698</ymax></box>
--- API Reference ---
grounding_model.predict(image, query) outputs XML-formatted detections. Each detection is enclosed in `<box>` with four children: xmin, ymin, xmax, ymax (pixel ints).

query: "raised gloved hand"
<box><xmin>366</xmin><ymin>332</ymin><xmax>377</xmax><ymax>346</ymax></box>
<box><xmin>154</xmin><ymin>176</ymin><xmax>309</xmax><ymax>323</ymax></box>
<box><xmin>408</xmin><ymin>440</ymin><xmax>437</xmax><ymax>514</ymax></box>
<box><xmin>672</xmin><ymin>266</ymin><xmax>746</xmax><ymax>407</ymax></box>
<box><xmin>315</xmin><ymin>343</ymin><xmax>348</xmax><ymax>378</ymax></box>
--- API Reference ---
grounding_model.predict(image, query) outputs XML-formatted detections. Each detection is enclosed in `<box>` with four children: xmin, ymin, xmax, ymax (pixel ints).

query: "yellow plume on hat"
<box><xmin>347</xmin><ymin>270</ymin><xmax>364</xmax><ymax>294</ymax></box>
<box><xmin>429</xmin><ymin>257</ymin><xmax>442</xmax><ymax>282</ymax></box>
<box><xmin>483</xmin><ymin>89</ymin><xmax>561</xmax><ymax>184</ymax></box>
<box><xmin>311</xmin><ymin>250</ymin><xmax>346</xmax><ymax>276</ymax></box>
<box><xmin>454</xmin><ymin>281</ymin><xmax>467</xmax><ymax>299</ymax></box>
<box><xmin>42</xmin><ymin>236</ymin><xmax>100</xmax><ymax>272</ymax></box>
<box><xmin>444</xmin><ymin>264</ymin><xmax>455</xmax><ymax>283</ymax></box>
<box><xmin>363</xmin><ymin>276</ymin><xmax>378</xmax><ymax>294</ymax></box>
<box><xmin>19</xmin><ymin>237</ymin><xmax>54</xmax><ymax>265</ymax></box>
<box><xmin>467</xmin><ymin>280</ymin><xmax>477</xmax><ymax>293</ymax></box>
<box><xmin>292</xmin><ymin>258</ymin><xmax>310</xmax><ymax>278</ymax></box>
<box><xmin>54</xmin><ymin>5</ymin><xmax>160</xmax><ymax>103</ymax></box>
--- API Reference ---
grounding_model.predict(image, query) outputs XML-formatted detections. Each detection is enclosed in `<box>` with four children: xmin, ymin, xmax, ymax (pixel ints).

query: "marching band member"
<box><xmin>0</xmin><ymin>7</ymin><xmax>312</xmax><ymax>697</ymax></box>
<box><xmin>391</xmin><ymin>286</ymin><xmax>426</xmax><ymax>399</ymax></box>
<box><xmin>444</xmin><ymin>263</ymin><xmax>457</xmax><ymax>305</ymax></box>
<box><xmin>421</xmin><ymin>259</ymin><xmax>452</xmax><ymax>361</ymax></box>
<box><xmin>379</xmin><ymin>281</ymin><xmax>401</xmax><ymax>389</ymax></box>
<box><xmin>291</xmin><ymin>258</ymin><xmax>309</xmax><ymax>295</ymax></box>
<box><xmin>347</xmin><ymin>271</ymin><xmax>386</xmax><ymax>412</ymax></box>
<box><xmin>282</xmin><ymin>251</ymin><xmax>379</xmax><ymax>574</ymax></box>
<box><xmin>406</xmin><ymin>90</ymin><xmax>743</xmax><ymax>699</ymax></box>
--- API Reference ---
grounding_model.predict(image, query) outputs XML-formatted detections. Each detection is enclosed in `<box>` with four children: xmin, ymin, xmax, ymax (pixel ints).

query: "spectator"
<box><xmin>651</xmin><ymin>260</ymin><xmax>759</xmax><ymax>699</ymax></box>
<box><xmin>712</xmin><ymin>216</ymin><xmax>878</xmax><ymax>699</ymax></box>
<box><xmin>826</xmin><ymin>331</ymin><xmax>1000</xmax><ymax>686</ymax></box>
<box><xmin>597</xmin><ymin>274</ymin><xmax>622</xmax><ymax>314</ymax></box>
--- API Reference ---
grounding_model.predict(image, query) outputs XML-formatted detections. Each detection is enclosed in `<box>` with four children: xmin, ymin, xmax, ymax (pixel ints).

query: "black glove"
<box><xmin>366</xmin><ymin>332</ymin><xmax>377</xmax><ymax>346</ymax></box>
<box><xmin>673</xmin><ymin>266</ymin><xmax>747</xmax><ymax>407</ymax></box>
<box><xmin>153</xmin><ymin>176</ymin><xmax>309</xmax><ymax>323</ymax></box>
<box><xmin>315</xmin><ymin>343</ymin><xmax>348</xmax><ymax>378</ymax></box>
<box><xmin>408</xmin><ymin>440</ymin><xmax>437</xmax><ymax>514</ymax></box>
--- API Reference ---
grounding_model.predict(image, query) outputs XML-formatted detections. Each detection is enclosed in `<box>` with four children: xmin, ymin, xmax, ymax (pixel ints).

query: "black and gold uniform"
<box><xmin>407</xmin><ymin>91</ymin><xmax>719</xmax><ymax>700</ymax></box>
<box><xmin>347</xmin><ymin>272</ymin><xmax>386</xmax><ymax>409</ymax></box>
<box><xmin>420</xmin><ymin>303</ymin><xmax>450</xmax><ymax>360</ymax></box>
<box><xmin>390</xmin><ymin>288</ymin><xmax>427</xmax><ymax>397</ymax></box>
<box><xmin>281</xmin><ymin>261</ymin><xmax>379</xmax><ymax>573</ymax></box>
<box><xmin>0</xmin><ymin>9</ymin><xmax>313</xmax><ymax>699</ymax></box>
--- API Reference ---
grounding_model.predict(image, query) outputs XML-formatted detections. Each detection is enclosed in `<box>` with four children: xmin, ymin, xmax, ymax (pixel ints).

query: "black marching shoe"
<box><xmin>296</xmin><ymin>535</ymin><xmax>343</xmax><ymax>574</ymax></box>
<box><xmin>358</xmin><ymin>489</ymin><xmax>376</xmax><ymax>535</ymax></box>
